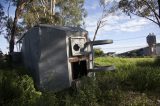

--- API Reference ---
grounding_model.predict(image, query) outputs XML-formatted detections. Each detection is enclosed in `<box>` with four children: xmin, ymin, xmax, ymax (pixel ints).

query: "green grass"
<box><xmin>95</xmin><ymin>57</ymin><xmax>160</xmax><ymax>105</ymax></box>
<box><xmin>0</xmin><ymin>57</ymin><xmax>160</xmax><ymax>105</ymax></box>
<box><xmin>95</xmin><ymin>57</ymin><xmax>160</xmax><ymax>92</ymax></box>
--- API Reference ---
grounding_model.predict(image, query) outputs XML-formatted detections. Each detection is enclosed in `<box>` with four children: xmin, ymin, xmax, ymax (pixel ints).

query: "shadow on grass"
<box><xmin>120</xmin><ymin>57</ymin><xmax>160</xmax><ymax>93</ymax></box>
<box><xmin>136</xmin><ymin>57</ymin><xmax>160</xmax><ymax>68</ymax></box>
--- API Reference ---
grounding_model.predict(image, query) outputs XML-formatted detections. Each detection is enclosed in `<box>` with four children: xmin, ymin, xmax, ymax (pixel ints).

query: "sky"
<box><xmin>0</xmin><ymin>0</ymin><xmax>160</xmax><ymax>54</ymax></box>
<box><xmin>84</xmin><ymin>0</ymin><xmax>160</xmax><ymax>53</ymax></box>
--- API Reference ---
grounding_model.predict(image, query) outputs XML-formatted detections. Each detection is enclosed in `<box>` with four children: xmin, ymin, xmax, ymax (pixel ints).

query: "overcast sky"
<box><xmin>0</xmin><ymin>0</ymin><xmax>160</xmax><ymax>54</ymax></box>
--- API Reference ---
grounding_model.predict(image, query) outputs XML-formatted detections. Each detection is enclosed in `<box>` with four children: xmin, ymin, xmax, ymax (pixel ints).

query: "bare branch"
<box><xmin>131</xmin><ymin>11</ymin><xmax>160</xmax><ymax>27</ymax></box>
<box><xmin>143</xmin><ymin>0</ymin><xmax>160</xmax><ymax>25</ymax></box>
<box><xmin>100</xmin><ymin>23</ymin><xmax>107</xmax><ymax>28</ymax></box>
<box><xmin>92</xmin><ymin>0</ymin><xmax>118</xmax><ymax>41</ymax></box>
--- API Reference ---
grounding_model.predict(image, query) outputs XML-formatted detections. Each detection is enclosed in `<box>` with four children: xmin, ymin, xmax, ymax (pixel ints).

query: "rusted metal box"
<box><xmin>21</xmin><ymin>24</ymin><xmax>114</xmax><ymax>92</ymax></box>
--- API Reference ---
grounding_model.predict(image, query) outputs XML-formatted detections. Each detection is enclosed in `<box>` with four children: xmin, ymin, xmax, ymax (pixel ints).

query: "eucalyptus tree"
<box><xmin>5</xmin><ymin>0</ymin><xmax>33</xmax><ymax>53</ymax></box>
<box><xmin>5</xmin><ymin>17</ymin><xmax>25</xmax><ymax>43</ymax></box>
<box><xmin>58</xmin><ymin>0</ymin><xmax>87</xmax><ymax>26</ymax></box>
<box><xmin>119</xmin><ymin>0</ymin><xmax>160</xmax><ymax>28</ymax></box>
<box><xmin>6</xmin><ymin>0</ymin><xmax>86</xmax><ymax>53</ymax></box>
<box><xmin>23</xmin><ymin>0</ymin><xmax>86</xmax><ymax>28</ymax></box>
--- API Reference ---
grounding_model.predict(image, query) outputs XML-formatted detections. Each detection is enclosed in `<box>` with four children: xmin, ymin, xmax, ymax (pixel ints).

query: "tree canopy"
<box><xmin>119</xmin><ymin>0</ymin><xmax>160</xmax><ymax>27</ymax></box>
<box><xmin>4</xmin><ymin>0</ymin><xmax>86</xmax><ymax>53</ymax></box>
<box><xmin>22</xmin><ymin>0</ymin><xmax>86</xmax><ymax>28</ymax></box>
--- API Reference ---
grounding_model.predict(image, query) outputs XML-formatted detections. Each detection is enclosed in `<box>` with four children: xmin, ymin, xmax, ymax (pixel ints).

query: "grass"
<box><xmin>95</xmin><ymin>57</ymin><xmax>160</xmax><ymax>105</ymax></box>
<box><xmin>95</xmin><ymin>57</ymin><xmax>160</xmax><ymax>92</ymax></box>
<box><xmin>0</xmin><ymin>57</ymin><xmax>160</xmax><ymax>105</ymax></box>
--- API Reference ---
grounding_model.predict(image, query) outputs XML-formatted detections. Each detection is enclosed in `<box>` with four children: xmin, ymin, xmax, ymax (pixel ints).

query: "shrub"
<box><xmin>0</xmin><ymin>57</ymin><xmax>160</xmax><ymax>105</ymax></box>
<box><xmin>0</xmin><ymin>70</ymin><xmax>41</xmax><ymax>106</ymax></box>
<box><xmin>35</xmin><ymin>92</ymin><xmax>58</xmax><ymax>106</ymax></box>
<box><xmin>94</xmin><ymin>48</ymin><xmax>104</xmax><ymax>57</ymax></box>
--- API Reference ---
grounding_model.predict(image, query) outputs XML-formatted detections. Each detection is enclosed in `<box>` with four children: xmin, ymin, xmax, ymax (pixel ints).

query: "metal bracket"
<box><xmin>85</xmin><ymin>40</ymin><xmax>113</xmax><ymax>46</ymax></box>
<box><xmin>83</xmin><ymin>40</ymin><xmax>113</xmax><ymax>50</ymax></box>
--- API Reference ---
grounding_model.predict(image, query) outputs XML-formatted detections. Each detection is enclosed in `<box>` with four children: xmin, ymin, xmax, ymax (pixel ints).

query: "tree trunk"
<box><xmin>9</xmin><ymin>6</ymin><xmax>19</xmax><ymax>53</ymax></box>
<box><xmin>93</xmin><ymin>21</ymin><xmax>101</xmax><ymax>41</ymax></box>
<box><xmin>9</xmin><ymin>0</ymin><xmax>25</xmax><ymax>53</ymax></box>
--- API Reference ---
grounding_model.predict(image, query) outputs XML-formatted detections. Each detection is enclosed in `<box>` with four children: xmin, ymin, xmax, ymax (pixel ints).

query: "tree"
<box><xmin>58</xmin><ymin>0</ymin><xmax>87</xmax><ymax>26</ymax></box>
<box><xmin>5</xmin><ymin>17</ymin><xmax>25</xmax><ymax>43</ymax></box>
<box><xmin>6</xmin><ymin>0</ymin><xmax>86</xmax><ymax>53</ymax></box>
<box><xmin>0</xmin><ymin>3</ymin><xmax>7</xmax><ymax>35</ymax></box>
<box><xmin>4</xmin><ymin>17</ymin><xmax>13</xmax><ymax>43</ymax></box>
<box><xmin>7</xmin><ymin>0</ymin><xmax>32</xmax><ymax>53</ymax></box>
<box><xmin>22</xmin><ymin>0</ymin><xmax>58</xmax><ymax>28</ymax></box>
<box><xmin>119</xmin><ymin>0</ymin><xmax>160</xmax><ymax>28</ymax></box>
<box><xmin>22</xmin><ymin>0</ymin><xmax>86</xmax><ymax>29</ymax></box>
<box><xmin>94</xmin><ymin>48</ymin><xmax>104</xmax><ymax>57</ymax></box>
<box><xmin>93</xmin><ymin>0</ymin><xmax>118</xmax><ymax>41</ymax></box>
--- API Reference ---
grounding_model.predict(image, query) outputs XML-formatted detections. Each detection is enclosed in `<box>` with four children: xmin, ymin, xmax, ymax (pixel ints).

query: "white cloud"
<box><xmin>119</xmin><ymin>18</ymin><xmax>150</xmax><ymax>32</ymax></box>
<box><xmin>102</xmin><ymin>17</ymin><xmax>150</xmax><ymax>32</ymax></box>
<box><xmin>85</xmin><ymin>12</ymin><xmax>151</xmax><ymax>36</ymax></box>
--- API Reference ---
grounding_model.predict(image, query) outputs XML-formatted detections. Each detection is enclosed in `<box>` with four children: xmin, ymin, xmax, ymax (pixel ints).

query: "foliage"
<box><xmin>1</xmin><ymin>57</ymin><xmax>160</xmax><ymax>105</ymax></box>
<box><xmin>94</xmin><ymin>48</ymin><xmax>104</xmax><ymax>57</ymax></box>
<box><xmin>4</xmin><ymin>0</ymin><xmax>86</xmax><ymax>52</ymax></box>
<box><xmin>4</xmin><ymin>0</ymin><xmax>33</xmax><ymax>53</ymax></box>
<box><xmin>22</xmin><ymin>0</ymin><xmax>86</xmax><ymax>28</ymax></box>
<box><xmin>0</xmin><ymin>69</ymin><xmax>41</xmax><ymax>106</ymax></box>
<box><xmin>4</xmin><ymin>17</ymin><xmax>25</xmax><ymax>43</ymax></box>
<box><xmin>119</xmin><ymin>0</ymin><xmax>160</xmax><ymax>27</ymax></box>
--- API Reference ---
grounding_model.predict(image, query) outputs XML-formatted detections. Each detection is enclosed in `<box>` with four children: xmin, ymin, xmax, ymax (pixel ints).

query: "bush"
<box><xmin>0</xmin><ymin>70</ymin><xmax>41</xmax><ymax>106</ymax></box>
<box><xmin>94</xmin><ymin>48</ymin><xmax>104</xmax><ymax>57</ymax></box>
<box><xmin>35</xmin><ymin>92</ymin><xmax>58</xmax><ymax>106</ymax></box>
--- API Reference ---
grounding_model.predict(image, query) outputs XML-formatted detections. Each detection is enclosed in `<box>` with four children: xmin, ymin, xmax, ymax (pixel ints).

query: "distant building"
<box><xmin>119</xmin><ymin>33</ymin><xmax>160</xmax><ymax>57</ymax></box>
<box><xmin>119</xmin><ymin>43</ymin><xmax>160</xmax><ymax>57</ymax></box>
